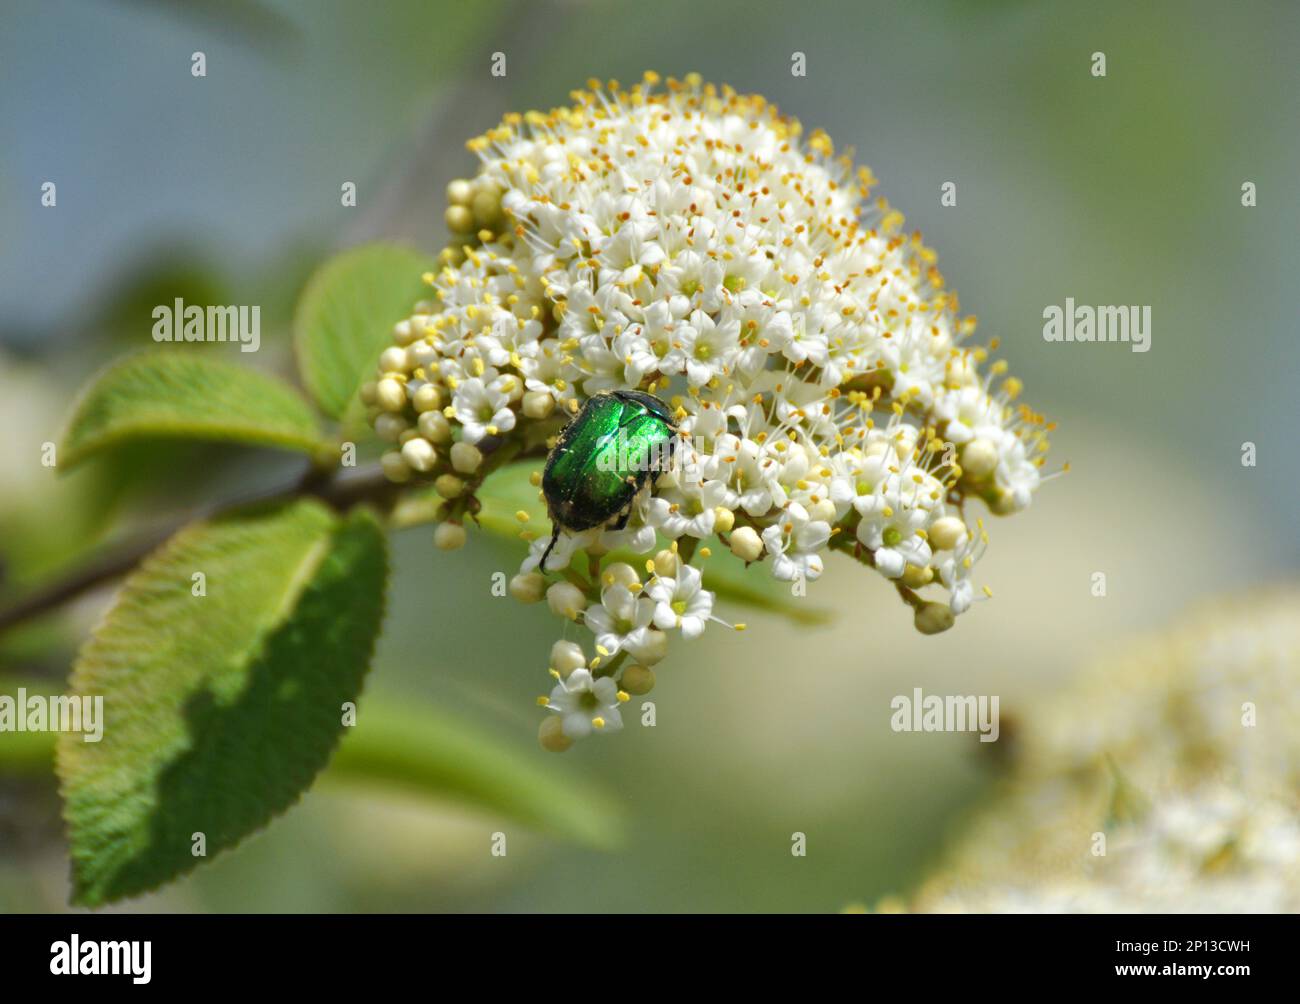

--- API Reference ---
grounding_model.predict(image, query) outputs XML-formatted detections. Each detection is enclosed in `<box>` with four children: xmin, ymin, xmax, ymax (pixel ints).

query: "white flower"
<box><xmin>365</xmin><ymin>73</ymin><xmax>1054</xmax><ymax>741</ymax></box>
<box><xmin>647</xmin><ymin>564</ymin><xmax>715</xmax><ymax>639</ymax></box>
<box><xmin>935</xmin><ymin>520</ymin><xmax>987</xmax><ymax>614</ymax></box>
<box><xmin>933</xmin><ymin>385</ymin><xmax>1044</xmax><ymax>514</ymax></box>
<box><xmin>546</xmin><ymin>668</ymin><xmax>624</xmax><ymax>740</ymax></box>
<box><xmin>856</xmin><ymin>502</ymin><xmax>933</xmax><ymax>580</ymax></box>
<box><xmin>597</xmin><ymin>521</ymin><xmax>658</xmax><ymax>556</ymax></box>
<box><xmin>913</xmin><ymin>592</ymin><xmax>1300</xmax><ymax>913</ymax></box>
<box><xmin>521</xmin><ymin>527</ymin><xmax>598</xmax><ymax>573</ymax></box>
<box><xmin>517</xmin><ymin>339</ymin><xmax>576</xmax><ymax>404</ymax></box>
<box><xmin>770</xmin><ymin>310</ymin><xmax>830</xmax><ymax>369</ymax></box>
<box><xmin>761</xmin><ymin>502</ymin><xmax>830</xmax><ymax>582</ymax></box>
<box><xmin>678</xmin><ymin>309</ymin><xmax>739</xmax><ymax>387</ymax></box>
<box><xmin>718</xmin><ymin>437</ymin><xmax>784</xmax><ymax>518</ymax></box>
<box><xmin>645</xmin><ymin>479</ymin><xmax>726</xmax><ymax>539</ymax></box>
<box><xmin>451</xmin><ymin>376</ymin><xmax>516</xmax><ymax>443</ymax></box>
<box><xmin>582</xmin><ymin>583</ymin><xmax>654</xmax><ymax>658</ymax></box>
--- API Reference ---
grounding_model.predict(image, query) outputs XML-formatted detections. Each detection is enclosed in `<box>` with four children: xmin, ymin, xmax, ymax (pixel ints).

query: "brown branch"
<box><xmin>0</xmin><ymin>462</ymin><xmax>396</xmax><ymax>636</ymax></box>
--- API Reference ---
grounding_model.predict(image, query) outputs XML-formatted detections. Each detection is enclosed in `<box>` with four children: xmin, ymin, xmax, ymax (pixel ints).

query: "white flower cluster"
<box><xmin>909</xmin><ymin>590</ymin><xmax>1300</xmax><ymax>913</ymax></box>
<box><xmin>364</xmin><ymin>74</ymin><xmax>1051</xmax><ymax>749</ymax></box>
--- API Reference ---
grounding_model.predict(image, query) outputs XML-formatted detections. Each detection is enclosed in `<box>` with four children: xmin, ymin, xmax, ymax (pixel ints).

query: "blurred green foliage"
<box><xmin>1</xmin><ymin>0</ymin><xmax>1297</xmax><ymax>913</ymax></box>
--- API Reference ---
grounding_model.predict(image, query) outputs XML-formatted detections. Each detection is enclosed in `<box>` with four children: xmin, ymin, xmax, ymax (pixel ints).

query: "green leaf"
<box><xmin>476</xmin><ymin>462</ymin><xmax>832</xmax><ymax>625</ymax></box>
<box><xmin>1</xmin><ymin>684</ymin><xmax>622</xmax><ymax>849</ymax></box>
<box><xmin>60</xmin><ymin>351</ymin><xmax>330</xmax><ymax>469</ymax></box>
<box><xmin>57</xmin><ymin>500</ymin><xmax>388</xmax><ymax>906</ymax></box>
<box><xmin>327</xmin><ymin>701</ymin><xmax>621</xmax><ymax>850</ymax></box>
<box><xmin>293</xmin><ymin>243</ymin><xmax>439</xmax><ymax>420</ymax></box>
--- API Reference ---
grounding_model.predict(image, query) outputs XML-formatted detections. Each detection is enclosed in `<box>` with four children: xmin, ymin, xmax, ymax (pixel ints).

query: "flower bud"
<box><xmin>549</xmin><ymin>640</ymin><xmax>587</xmax><ymax>678</ymax></box>
<box><xmin>379</xmin><ymin>346</ymin><xmax>409</xmax><ymax>374</ymax></box>
<box><xmin>603</xmin><ymin>562</ymin><xmax>640</xmax><ymax>590</ymax></box>
<box><xmin>450</xmin><ymin>441</ymin><xmax>483</xmax><ymax>474</ymax></box>
<box><xmin>380</xmin><ymin>450</ymin><xmax>411</xmax><ymax>483</ymax></box>
<box><xmin>538</xmin><ymin>715</ymin><xmax>573</xmax><ymax>753</ymax></box>
<box><xmin>400</xmin><ymin>436</ymin><xmax>437</xmax><ymax>473</ymax></box>
<box><xmin>729</xmin><ymin>525</ymin><xmax>763</xmax><ymax>563</ymax></box>
<box><xmin>446</xmin><ymin>178</ymin><xmax>474</xmax><ymax>206</ymax></box>
<box><xmin>961</xmin><ymin>438</ymin><xmax>998</xmax><ymax>479</ymax></box>
<box><xmin>523</xmin><ymin>391</ymin><xmax>556</xmax><ymax>420</ymax></box>
<box><xmin>408</xmin><ymin>340</ymin><xmax>438</xmax><ymax>368</ymax></box>
<box><xmin>376</xmin><ymin>377</ymin><xmax>407</xmax><ymax>413</ymax></box>
<box><xmin>928</xmin><ymin>516</ymin><xmax>968</xmax><ymax>551</ymax></box>
<box><xmin>434</xmin><ymin>521</ymin><xmax>466</xmax><ymax>551</ymax></box>
<box><xmin>359</xmin><ymin>380</ymin><xmax>378</xmax><ymax>405</ymax></box>
<box><xmin>418</xmin><ymin>410</ymin><xmax>451</xmax><ymax>444</ymax></box>
<box><xmin>914</xmin><ymin>601</ymin><xmax>956</xmax><ymax>635</ymax></box>
<box><xmin>619</xmin><ymin>664</ymin><xmax>655</xmax><ymax>695</ymax></box>
<box><xmin>445</xmin><ymin>204</ymin><xmax>475</xmax><ymax>233</ymax></box>
<box><xmin>509</xmin><ymin>572</ymin><xmax>546</xmax><ymax>603</ymax></box>
<box><xmin>374</xmin><ymin>413</ymin><xmax>408</xmax><ymax>444</ymax></box>
<box><xmin>547</xmin><ymin>581</ymin><xmax>587</xmax><ymax>620</ymax></box>
<box><xmin>712</xmin><ymin>506</ymin><xmax>735</xmax><ymax>534</ymax></box>
<box><xmin>391</xmin><ymin>319</ymin><xmax>416</xmax><ymax>347</ymax></box>
<box><xmin>434</xmin><ymin>473</ymin><xmax>465</xmax><ymax>499</ymax></box>
<box><xmin>987</xmin><ymin>489</ymin><xmax>1021</xmax><ymax>515</ymax></box>
<box><xmin>472</xmin><ymin>188</ymin><xmax>504</xmax><ymax>228</ymax></box>
<box><xmin>806</xmin><ymin>498</ymin><xmax>836</xmax><ymax>523</ymax></box>
<box><xmin>652</xmin><ymin>549</ymin><xmax>679</xmax><ymax>578</ymax></box>
<box><xmin>902</xmin><ymin>563</ymin><xmax>935</xmax><ymax>589</ymax></box>
<box><xmin>412</xmin><ymin>383</ymin><xmax>442</xmax><ymax>413</ymax></box>
<box><xmin>632</xmin><ymin>628</ymin><xmax>668</xmax><ymax>665</ymax></box>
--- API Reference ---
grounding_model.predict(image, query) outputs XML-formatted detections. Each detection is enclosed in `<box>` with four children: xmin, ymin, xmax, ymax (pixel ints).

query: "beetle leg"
<box><xmin>539</xmin><ymin>526</ymin><xmax>562</xmax><ymax>572</ymax></box>
<box><xmin>610</xmin><ymin>507</ymin><xmax>633</xmax><ymax>532</ymax></box>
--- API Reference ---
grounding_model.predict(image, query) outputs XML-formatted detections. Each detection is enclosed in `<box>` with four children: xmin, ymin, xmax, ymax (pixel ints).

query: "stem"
<box><xmin>0</xmin><ymin>461</ymin><xmax>398</xmax><ymax>636</ymax></box>
<box><xmin>561</xmin><ymin>567</ymin><xmax>590</xmax><ymax>592</ymax></box>
<box><xmin>592</xmin><ymin>650</ymin><xmax>627</xmax><ymax>680</ymax></box>
<box><xmin>893</xmin><ymin>582</ymin><xmax>925</xmax><ymax>611</ymax></box>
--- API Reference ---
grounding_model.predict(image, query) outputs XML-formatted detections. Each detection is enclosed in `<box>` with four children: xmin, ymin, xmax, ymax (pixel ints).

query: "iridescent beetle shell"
<box><xmin>539</xmin><ymin>390</ymin><xmax>678</xmax><ymax>569</ymax></box>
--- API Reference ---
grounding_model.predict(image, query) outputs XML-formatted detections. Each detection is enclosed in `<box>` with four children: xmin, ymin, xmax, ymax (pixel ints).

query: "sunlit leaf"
<box><xmin>58</xmin><ymin>501</ymin><xmax>388</xmax><ymax>906</ymax></box>
<box><xmin>60</xmin><ymin>351</ymin><xmax>330</xmax><ymax>468</ymax></box>
<box><xmin>292</xmin><ymin>243</ymin><xmax>438</xmax><ymax>421</ymax></box>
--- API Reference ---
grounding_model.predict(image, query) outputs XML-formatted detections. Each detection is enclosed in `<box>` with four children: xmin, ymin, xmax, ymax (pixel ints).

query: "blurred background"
<box><xmin>1</xmin><ymin>0</ymin><xmax>1297</xmax><ymax>912</ymax></box>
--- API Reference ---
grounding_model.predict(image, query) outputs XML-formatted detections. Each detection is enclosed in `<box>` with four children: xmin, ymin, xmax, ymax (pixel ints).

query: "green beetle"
<box><xmin>539</xmin><ymin>389</ymin><xmax>678</xmax><ymax>570</ymax></box>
